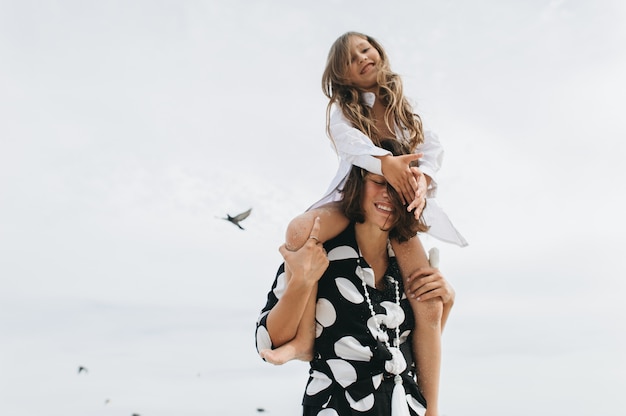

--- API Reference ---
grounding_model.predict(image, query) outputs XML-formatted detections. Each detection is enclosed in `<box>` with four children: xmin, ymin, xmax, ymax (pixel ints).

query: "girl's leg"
<box><xmin>262</xmin><ymin>203</ymin><xmax>349</xmax><ymax>365</ymax></box>
<box><xmin>285</xmin><ymin>202</ymin><xmax>349</xmax><ymax>251</ymax></box>
<box><xmin>392</xmin><ymin>236</ymin><xmax>443</xmax><ymax>415</ymax></box>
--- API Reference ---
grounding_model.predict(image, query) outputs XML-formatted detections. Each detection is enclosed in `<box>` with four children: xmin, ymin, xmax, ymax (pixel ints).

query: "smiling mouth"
<box><xmin>360</xmin><ymin>63</ymin><xmax>374</xmax><ymax>75</ymax></box>
<box><xmin>375</xmin><ymin>203</ymin><xmax>393</xmax><ymax>212</ymax></box>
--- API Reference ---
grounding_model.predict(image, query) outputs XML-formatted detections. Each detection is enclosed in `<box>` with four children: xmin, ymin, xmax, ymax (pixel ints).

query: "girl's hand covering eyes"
<box><xmin>379</xmin><ymin>153</ymin><xmax>422</xmax><ymax>204</ymax></box>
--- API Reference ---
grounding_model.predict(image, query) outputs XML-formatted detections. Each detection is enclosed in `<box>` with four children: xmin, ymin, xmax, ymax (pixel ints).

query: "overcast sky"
<box><xmin>1</xmin><ymin>1</ymin><xmax>625</xmax><ymax>415</ymax></box>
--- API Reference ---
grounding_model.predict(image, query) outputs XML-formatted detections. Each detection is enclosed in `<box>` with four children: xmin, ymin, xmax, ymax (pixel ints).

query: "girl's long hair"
<box><xmin>322</xmin><ymin>32</ymin><xmax>424</xmax><ymax>151</ymax></box>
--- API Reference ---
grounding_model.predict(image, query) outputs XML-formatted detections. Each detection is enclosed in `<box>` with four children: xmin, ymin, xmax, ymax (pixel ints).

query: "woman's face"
<box><xmin>345</xmin><ymin>35</ymin><xmax>381</xmax><ymax>91</ymax></box>
<box><xmin>361</xmin><ymin>173</ymin><xmax>396</xmax><ymax>230</ymax></box>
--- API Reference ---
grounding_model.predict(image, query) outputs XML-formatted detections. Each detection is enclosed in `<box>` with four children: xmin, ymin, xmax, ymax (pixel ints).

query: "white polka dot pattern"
<box><xmin>317</xmin><ymin>409</ymin><xmax>339</xmax><ymax>416</ymax></box>
<box><xmin>316</xmin><ymin>298</ymin><xmax>337</xmax><ymax>328</ymax></box>
<box><xmin>345</xmin><ymin>390</ymin><xmax>375</xmax><ymax>412</ymax></box>
<box><xmin>272</xmin><ymin>271</ymin><xmax>287</xmax><ymax>299</ymax></box>
<box><xmin>327</xmin><ymin>245</ymin><xmax>358</xmax><ymax>261</ymax></box>
<box><xmin>327</xmin><ymin>359</ymin><xmax>357</xmax><ymax>388</ymax></box>
<box><xmin>256</xmin><ymin>310</ymin><xmax>269</xmax><ymax>325</ymax></box>
<box><xmin>334</xmin><ymin>336</ymin><xmax>372</xmax><ymax>361</ymax></box>
<box><xmin>306</xmin><ymin>370</ymin><xmax>332</xmax><ymax>396</ymax></box>
<box><xmin>335</xmin><ymin>277</ymin><xmax>364</xmax><ymax>304</ymax></box>
<box><xmin>255</xmin><ymin>326</ymin><xmax>272</xmax><ymax>352</ymax></box>
<box><xmin>408</xmin><ymin>394</ymin><xmax>427</xmax><ymax>416</ymax></box>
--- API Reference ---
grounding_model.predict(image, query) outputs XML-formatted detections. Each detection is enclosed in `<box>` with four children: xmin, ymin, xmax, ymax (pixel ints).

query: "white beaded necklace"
<box><xmin>360</xmin><ymin>267</ymin><xmax>401</xmax><ymax>348</ymax></box>
<box><xmin>356</xmin><ymin>258</ymin><xmax>407</xmax><ymax>375</ymax></box>
<box><xmin>356</xmin><ymin>256</ymin><xmax>411</xmax><ymax>416</ymax></box>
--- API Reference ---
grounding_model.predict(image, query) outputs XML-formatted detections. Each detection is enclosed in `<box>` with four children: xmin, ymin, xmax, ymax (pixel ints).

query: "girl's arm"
<box><xmin>329</xmin><ymin>108</ymin><xmax>443</xmax><ymax>206</ymax></box>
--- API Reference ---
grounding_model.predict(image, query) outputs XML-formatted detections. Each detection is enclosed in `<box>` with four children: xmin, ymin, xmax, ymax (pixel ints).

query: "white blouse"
<box><xmin>310</xmin><ymin>92</ymin><xmax>468</xmax><ymax>247</ymax></box>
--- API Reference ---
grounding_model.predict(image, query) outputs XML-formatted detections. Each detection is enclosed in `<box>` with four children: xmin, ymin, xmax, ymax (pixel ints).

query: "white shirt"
<box><xmin>310</xmin><ymin>92</ymin><xmax>468</xmax><ymax>247</ymax></box>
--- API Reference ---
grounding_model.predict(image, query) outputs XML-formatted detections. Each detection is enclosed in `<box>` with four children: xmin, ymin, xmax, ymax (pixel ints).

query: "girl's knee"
<box><xmin>286</xmin><ymin>215</ymin><xmax>313</xmax><ymax>251</ymax></box>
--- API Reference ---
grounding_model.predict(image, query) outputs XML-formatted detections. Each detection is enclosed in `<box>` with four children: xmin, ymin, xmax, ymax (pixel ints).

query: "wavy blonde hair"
<box><xmin>322</xmin><ymin>32</ymin><xmax>424</xmax><ymax>152</ymax></box>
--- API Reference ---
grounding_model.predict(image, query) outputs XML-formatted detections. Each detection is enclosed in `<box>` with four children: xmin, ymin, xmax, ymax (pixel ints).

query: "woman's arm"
<box><xmin>259</xmin><ymin>205</ymin><xmax>349</xmax><ymax>365</ymax></box>
<box><xmin>264</xmin><ymin>218</ymin><xmax>329</xmax><ymax>348</ymax></box>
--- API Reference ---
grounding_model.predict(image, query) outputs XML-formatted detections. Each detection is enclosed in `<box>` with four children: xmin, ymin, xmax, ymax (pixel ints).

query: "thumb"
<box><xmin>309</xmin><ymin>216</ymin><xmax>321</xmax><ymax>239</ymax></box>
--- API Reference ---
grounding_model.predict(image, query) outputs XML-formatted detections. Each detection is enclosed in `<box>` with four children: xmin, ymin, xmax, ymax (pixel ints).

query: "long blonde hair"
<box><xmin>322</xmin><ymin>32</ymin><xmax>424</xmax><ymax>151</ymax></box>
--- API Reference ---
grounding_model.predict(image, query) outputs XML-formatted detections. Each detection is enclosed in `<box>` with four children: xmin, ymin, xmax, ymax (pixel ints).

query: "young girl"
<box><xmin>260</xmin><ymin>32</ymin><xmax>463</xmax><ymax>415</ymax></box>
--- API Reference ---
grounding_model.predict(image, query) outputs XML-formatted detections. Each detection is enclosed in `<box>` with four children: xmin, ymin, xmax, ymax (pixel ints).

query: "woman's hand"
<box><xmin>379</xmin><ymin>153</ymin><xmax>421</xmax><ymax>204</ymax></box>
<box><xmin>405</xmin><ymin>267</ymin><xmax>455</xmax><ymax>305</ymax></box>
<box><xmin>278</xmin><ymin>217</ymin><xmax>329</xmax><ymax>287</ymax></box>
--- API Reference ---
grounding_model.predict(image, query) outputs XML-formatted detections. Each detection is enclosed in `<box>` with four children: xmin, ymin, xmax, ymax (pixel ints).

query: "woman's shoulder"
<box><xmin>323</xmin><ymin>223</ymin><xmax>358</xmax><ymax>260</ymax></box>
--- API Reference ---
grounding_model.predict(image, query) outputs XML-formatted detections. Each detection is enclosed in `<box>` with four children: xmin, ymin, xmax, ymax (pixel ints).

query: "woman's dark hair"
<box><xmin>340</xmin><ymin>139</ymin><xmax>429</xmax><ymax>242</ymax></box>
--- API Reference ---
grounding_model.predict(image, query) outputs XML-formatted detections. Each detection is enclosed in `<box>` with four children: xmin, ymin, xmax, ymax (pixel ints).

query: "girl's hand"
<box><xmin>380</xmin><ymin>153</ymin><xmax>421</xmax><ymax>204</ymax></box>
<box><xmin>278</xmin><ymin>217</ymin><xmax>329</xmax><ymax>286</ymax></box>
<box><xmin>405</xmin><ymin>267</ymin><xmax>455</xmax><ymax>304</ymax></box>
<box><xmin>406</xmin><ymin>167</ymin><xmax>428</xmax><ymax>219</ymax></box>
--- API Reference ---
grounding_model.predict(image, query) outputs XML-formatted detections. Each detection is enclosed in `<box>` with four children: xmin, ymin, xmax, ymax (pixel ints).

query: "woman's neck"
<box><xmin>354</xmin><ymin>222</ymin><xmax>390</xmax><ymax>288</ymax></box>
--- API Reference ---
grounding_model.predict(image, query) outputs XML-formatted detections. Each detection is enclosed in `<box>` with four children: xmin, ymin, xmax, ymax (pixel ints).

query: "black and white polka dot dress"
<box><xmin>256</xmin><ymin>224</ymin><xmax>427</xmax><ymax>416</ymax></box>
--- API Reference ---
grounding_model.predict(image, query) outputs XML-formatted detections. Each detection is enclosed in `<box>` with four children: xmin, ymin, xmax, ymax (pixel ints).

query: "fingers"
<box><xmin>399</xmin><ymin>153</ymin><xmax>421</xmax><ymax>163</ymax></box>
<box><xmin>415</xmin><ymin>286</ymin><xmax>449</xmax><ymax>302</ymax></box>
<box><xmin>410</xmin><ymin>166</ymin><xmax>427</xmax><ymax>199</ymax></box>
<box><xmin>406</xmin><ymin>195</ymin><xmax>425</xmax><ymax>215</ymax></box>
<box><xmin>308</xmin><ymin>216</ymin><xmax>322</xmax><ymax>244</ymax></box>
<box><xmin>405</xmin><ymin>267</ymin><xmax>442</xmax><ymax>298</ymax></box>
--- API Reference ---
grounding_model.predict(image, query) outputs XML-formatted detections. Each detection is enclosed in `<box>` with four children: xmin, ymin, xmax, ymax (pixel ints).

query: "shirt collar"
<box><xmin>362</xmin><ymin>91</ymin><xmax>376</xmax><ymax>108</ymax></box>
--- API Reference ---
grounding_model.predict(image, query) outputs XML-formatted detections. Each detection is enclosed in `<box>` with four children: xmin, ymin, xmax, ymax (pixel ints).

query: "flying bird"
<box><xmin>78</xmin><ymin>366</ymin><xmax>88</xmax><ymax>374</ymax></box>
<box><xmin>222</xmin><ymin>208</ymin><xmax>252</xmax><ymax>230</ymax></box>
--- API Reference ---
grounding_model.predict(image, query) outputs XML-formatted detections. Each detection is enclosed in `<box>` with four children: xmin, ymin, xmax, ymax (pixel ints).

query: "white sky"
<box><xmin>1</xmin><ymin>1</ymin><xmax>625</xmax><ymax>415</ymax></box>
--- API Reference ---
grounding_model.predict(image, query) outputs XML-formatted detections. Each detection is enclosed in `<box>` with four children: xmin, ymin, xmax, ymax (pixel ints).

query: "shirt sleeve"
<box><xmin>416</xmin><ymin>129</ymin><xmax>444</xmax><ymax>197</ymax></box>
<box><xmin>329</xmin><ymin>107</ymin><xmax>391</xmax><ymax>175</ymax></box>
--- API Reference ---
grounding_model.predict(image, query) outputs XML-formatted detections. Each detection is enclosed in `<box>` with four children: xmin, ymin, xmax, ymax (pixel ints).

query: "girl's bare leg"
<box><xmin>392</xmin><ymin>236</ymin><xmax>443</xmax><ymax>415</ymax></box>
<box><xmin>262</xmin><ymin>203</ymin><xmax>349</xmax><ymax>365</ymax></box>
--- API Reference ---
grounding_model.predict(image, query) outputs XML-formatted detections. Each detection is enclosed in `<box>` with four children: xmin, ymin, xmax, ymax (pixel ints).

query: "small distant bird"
<box><xmin>104</xmin><ymin>398</ymin><xmax>111</xmax><ymax>405</ymax></box>
<box><xmin>256</xmin><ymin>409</ymin><xmax>266</xmax><ymax>413</ymax></box>
<box><xmin>78</xmin><ymin>366</ymin><xmax>88</xmax><ymax>374</ymax></box>
<box><xmin>222</xmin><ymin>208</ymin><xmax>252</xmax><ymax>230</ymax></box>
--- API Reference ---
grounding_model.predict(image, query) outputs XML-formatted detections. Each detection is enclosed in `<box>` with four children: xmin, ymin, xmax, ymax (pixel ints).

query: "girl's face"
<box><xmin>361</xmin><ymin>173</ymin><xmax>396</xmax><ymax>230</ymax></box>
<box><xmin>345</xmin><ymin>35</ymin><xmax>381</xmax><ymax>91</ymax></box>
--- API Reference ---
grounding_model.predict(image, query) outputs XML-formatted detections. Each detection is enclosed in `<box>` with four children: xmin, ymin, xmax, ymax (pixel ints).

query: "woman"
<box><xmin>256</xmin><ymin>140</ymin><xmax>454</xmax><ymax>416</ymax></box>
